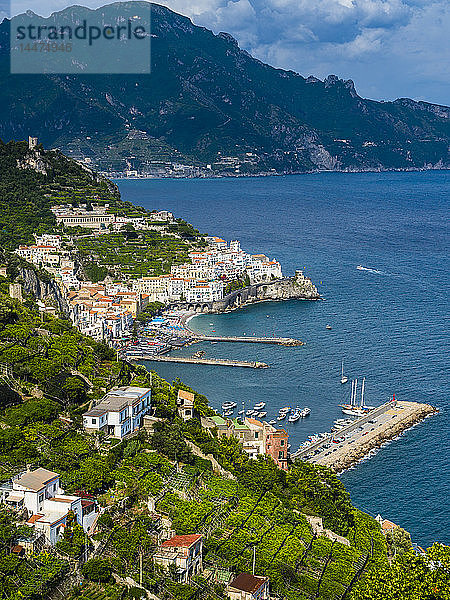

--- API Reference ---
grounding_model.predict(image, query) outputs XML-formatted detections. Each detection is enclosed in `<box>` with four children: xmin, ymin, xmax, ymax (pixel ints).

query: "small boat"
<box><xmin>340</xmin><ymin>360</ymin><xmax>348</xmax><ymax>384</ymax></box>
<box><xmin>223</xmin><ymin>410</ymin><xmax>233</xmax><ymax>417</ymax></box>
<box><xmin>222</xmin><ymin>401</ymin><xmax>237</xmax><ymax>410</ymax></box>
<box><xmin>254</xmin><ymin>402</ymin><xmax>266</xmax><ymax>411</ymax></box>
<box><xmin>238</xmin><ymin>409</ymin><xmax>245</xmax><ymax>415</ymax></box>
<box><xmin>258</xmin><ymin>411</ymin><xmax>267</xmax><ymax>418</ymax></box>
<box><xmin>277</xmin><ymin>413</ymin><xmax>287</xmax><ymax>421</ymax></box>
<box><xmin>326</xmin><ymin>324</ymin><xmax>332</xmax><ymax>330</ymax></box>
<box><xmin>246</xmin><ymin>410</ymin><xmax>255</xmax><ymax>416</ymax></box>
<box><xmin>269</xmin><ymin>420</ymin><xmax>277</xmax><ymax>425</ymax></box>
<box><xmin>300</xmin><ymin>407</ymin><xmax>311</xmax><ymax>417</ymax></box>
<box><xmin>288</xmin><ymin>411</ymin><xmax>301</xmax><ymax>423</ymax></box>
<box><xmin>211</xmin><ymin>341</ymin><xmax>217</xmax><ymax>344</ymax></box>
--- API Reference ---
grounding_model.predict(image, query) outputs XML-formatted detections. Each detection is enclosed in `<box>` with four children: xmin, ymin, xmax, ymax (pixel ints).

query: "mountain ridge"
<box><xmin>1</xmin><ymin>2</ymin><xmax>449</xmax><ymax>175</ymax></box>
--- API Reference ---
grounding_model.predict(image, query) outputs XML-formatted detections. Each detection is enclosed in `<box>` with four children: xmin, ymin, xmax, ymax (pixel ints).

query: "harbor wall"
<box><xmin>302</xmin><ymin>401</ymin><xmax>436</xmax><ymax>472</ymax></box>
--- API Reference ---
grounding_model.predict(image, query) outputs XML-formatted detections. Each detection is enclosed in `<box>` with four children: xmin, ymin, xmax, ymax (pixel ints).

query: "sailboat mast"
<box><xmin>341</xmin><ymin>360</ymin><xmax>344</xmax><ymax>379</ymax></box>
<box><xmin>354</xmin><ymin>379</ymin><xmax>358</xmax><ymax>408</ymax></box>
<box><xmin>361</xmin><ymin>378</ymin><xmax>365</xmax><ymax>408</ymax></box>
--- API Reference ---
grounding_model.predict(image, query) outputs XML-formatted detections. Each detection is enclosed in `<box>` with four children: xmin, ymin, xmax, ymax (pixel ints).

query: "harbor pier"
<box><xmin>130</xmin><ymin>354</ymin><xmax>269</xmax><ymax>368</ymax></box>
<box><xmin>292</xmin><ymin>400</ymin><xmax>436</xmax><ymax>471</ymax></box>
<box><xmin>187</xmin><ymin>333</ymin><xmax>303</xmax><ymax>346</ymax></box>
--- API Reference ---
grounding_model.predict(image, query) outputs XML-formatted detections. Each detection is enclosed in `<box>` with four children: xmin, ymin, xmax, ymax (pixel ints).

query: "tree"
<box><xmin>82</xmin><ymin>558</ymin><xmax>112</xmax><ymax>583</ymax></box>
<box><xmin>385</xmin><ymin>526</ymin><xmax>413</xmax><ymax>557</ymax></box>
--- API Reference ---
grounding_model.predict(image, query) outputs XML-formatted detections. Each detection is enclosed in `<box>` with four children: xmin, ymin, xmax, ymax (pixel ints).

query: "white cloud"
<box><xmin>3</xmin><ymin>0</ymin><xmax>449</xmax><ymax>104</ymax></box>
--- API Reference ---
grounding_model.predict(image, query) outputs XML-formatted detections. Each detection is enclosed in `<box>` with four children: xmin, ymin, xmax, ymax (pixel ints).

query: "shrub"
<box><xmin>82</xmin><ymin>558</ymin><xmax>112</xmax><ymax>583</ymax></box>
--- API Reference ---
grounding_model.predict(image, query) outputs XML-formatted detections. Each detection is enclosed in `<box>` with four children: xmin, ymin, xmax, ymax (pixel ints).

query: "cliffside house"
<box><xmin>0</xmin><ymin>468</ymin><xmax>97</xmax><ymax>546</ymax></box>
<box><xmin>265</xmin><ymin>428</ymin><xmax>289</xmax><ymax>471</ymax></box>
<box><xmin>375</xmin><ymin>514</ymin><xmax>400</xmax><ymax>534</ymax></box>
<box><xmin>83</xmin><ymin>385</ymin><xmax>151</xmax><ymax>439</ymax></box>
<box><xmin>201</xmin><ymin>415</ymin><xmax>289</xmax><ymax>470</ymax></box>
<box><xmin>177</xmin><ymin>389</ymin><xmax>195</xmax><ymax>421</ymax></box>
<box><xmin>153</xmin><ymin>534</ymin><xmax>203</xmax><ymax>582</ymax></box>
<box><xmin>226</xmin><ymin>573</ymin><xmax>270</xmax><ymax>600</ymax></box>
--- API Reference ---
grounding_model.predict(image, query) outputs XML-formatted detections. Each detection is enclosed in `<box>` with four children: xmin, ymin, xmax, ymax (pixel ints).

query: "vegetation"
<box><xmin>0</xmin><ymin>140</ymin><xmax>447</xmax><ymax>600</ymax></box>
<box><xmin>0</xmin><ymin>509</ymin><xmax>68</xmax><ymax>600</ymax></box>
<box><xmin>75</xmin><ymin>229</ymin><xmax>202</xmax><ymax>279</ymax></box>
<box><xmin>0</xmin><ymin>139</ymin><xmax>118</xmax><ymax>251</ymax></box>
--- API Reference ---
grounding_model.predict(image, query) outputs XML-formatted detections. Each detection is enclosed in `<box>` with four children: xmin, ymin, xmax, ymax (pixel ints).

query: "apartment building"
<box><xmin>82</xmin><ymin>386</ymin><xmax>152</xmax><ymax>439</ymax></box>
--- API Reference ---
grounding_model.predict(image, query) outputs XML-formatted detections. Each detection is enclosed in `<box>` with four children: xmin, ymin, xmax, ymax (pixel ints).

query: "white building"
<box><xmin>52</xmin><ymin>205</ymin><xmax>115</xmax><ymax>230</ymax></box>
<box><xmin>35</xmin><ymin>234</ymin><xmax>62</xmax><ymax>248</ymax></box>
<box><xmin>83</xmin><ymin>386</ymin><xmax>152</xmax><ymax>439</ymax></box>
<box><xmin>184</xmin><ymin>279</ymin><xmax>223</xmax><ymax>303</ymax></box>
<box><xmin>0</xmin><ymin>468</ymin><xmax>97</xmax><ymax>546</ymax></box>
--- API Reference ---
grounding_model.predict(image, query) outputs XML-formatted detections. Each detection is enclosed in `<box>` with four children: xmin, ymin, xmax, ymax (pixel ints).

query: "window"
<box><xmin>280</xmin><ymin>440</ymin><xmax>285</xmax><ymax>446</ymax></box>
<box><xmin>278</xmin><ymin>451</ymin><xmax>284</xmax><ymax>459</ymax></box>
<box><xmin>254</xmin><ymin>432</ymin><xmax>259</xmax><ymax>439</ymax></box>
<box><xmin>38</xmin><ymin>493</ymin><xmax>44</xmax><ymax>503</ymax></box>
<box><xmin>92</xmin><ymin>418</ymin><xmax>97</xmax><ymax>424</ymax></box>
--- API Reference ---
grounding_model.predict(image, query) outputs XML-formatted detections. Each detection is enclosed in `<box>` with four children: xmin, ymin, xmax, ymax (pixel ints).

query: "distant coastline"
<box><xmin>109</xmin><ymin>165</ymin><xmax>450</xmax><ymax>181</ymax></box>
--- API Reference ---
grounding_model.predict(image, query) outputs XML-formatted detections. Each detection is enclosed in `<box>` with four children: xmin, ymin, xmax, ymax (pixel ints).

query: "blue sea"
<box><xmin>115</xmin><ymin>172</ymin><xmax>449</xmax><ymax>547</ymax></box>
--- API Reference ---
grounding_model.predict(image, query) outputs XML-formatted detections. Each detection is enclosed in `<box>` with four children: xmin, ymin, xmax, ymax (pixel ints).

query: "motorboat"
<box><xmin>288</xmin><ymin>411</ymin><xmax>301</xmax><ymax>423</ymax></box>
<box><xmin>246</xmin><ymin>409</ymin><xmax>255</xmax><ymax>416</ymax></box>
<box><xmin>300</xmin><ymin>407</ymin><xmax>311</xmax><ymax>417</ymax></box>
<box><xmin>222</xmin><ymin>401</ymin><xmax>237</xmax><ymax>410</ymax></box>
<box><xmin>258</xmin><ymin>411</ymin><xmax>267</xmax><ymax>418</ymax></box>
<box><xmin>277</xmin><ymin>413</ymin><xmax>287</xmax><ymax>421</ymax></box>
<box><xmin>269</xmin><ymin>420</ymin><xmax>277</xmax><ymax>425</ymax></box>
<box><xmin>326</xmin><ymin>324</ymin><xmax>332</xmax><ymax>330</ymax></box>
<box><xmin>281</xmin><ymin>406</ymin><xmax>291</xmax><ymax>412</ymax></box>
<box><xmin>254</xmin><ymin>402</ymin><xmax>266</xmax><ymax>411</ymax></box>
<box><xmin>223</xmin><ymin>410</ymin><xmax>234</xmax><ymax>417</ymax></box>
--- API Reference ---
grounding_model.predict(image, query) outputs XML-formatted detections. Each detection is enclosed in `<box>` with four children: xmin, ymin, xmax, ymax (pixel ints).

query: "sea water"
<box><xmin>116</xmin><ymin>171</ymin><xmax>449</xmax><ymax>546</ymax></box>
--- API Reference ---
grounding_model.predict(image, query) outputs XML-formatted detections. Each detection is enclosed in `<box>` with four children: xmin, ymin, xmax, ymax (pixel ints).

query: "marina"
<box><xmin>292</xmin><ymin>400</ymin><xmax>436</xmax><ymax>472</ymax></box>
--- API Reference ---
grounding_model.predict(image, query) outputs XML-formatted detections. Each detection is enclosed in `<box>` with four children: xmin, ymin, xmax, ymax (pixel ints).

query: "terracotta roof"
<box><xmin>27</xmin><ymin>514</ymin><xmax>44</xmax><ymax>524</ymax></box>
<box><xmin>382</xmin><ymin>519</ymin><xmax>399</xmax><ymax>531</ymax></box>
<box><xmin>178</xmin><ymin>389</ymin><xmax>195</xmax><ymax>403</ymax></box>
<box><xmin>161</xmin><ymin>534</ymin><xmax>202</xmax><ymax>548</ymax></box>
<box><xmin>246</xmin><ymin>418</ymin><xmax>264</xmax><ymax>427</ymax></box>
<box><xmin>228</xmin><ymin>573</ymin><xmax>267</xmax><ymax>593</ymax></box>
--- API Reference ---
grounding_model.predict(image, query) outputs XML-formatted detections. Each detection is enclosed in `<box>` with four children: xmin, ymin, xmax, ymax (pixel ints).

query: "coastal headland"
<box><xmin>295</xmin><ymin>400</ymin><xmax>437</xmax><ymax>472</ymax></box>
<box><xmin>167</xmin><ymin>271</ymin><xmax>320</xmax><ymax>315</ymax></box>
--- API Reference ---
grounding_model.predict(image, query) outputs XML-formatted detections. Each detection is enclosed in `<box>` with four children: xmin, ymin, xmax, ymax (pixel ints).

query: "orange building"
<box><xmin>265</xmin><ymin>429</ymin><xmax>289</xmax><ymax>470</ymax></box>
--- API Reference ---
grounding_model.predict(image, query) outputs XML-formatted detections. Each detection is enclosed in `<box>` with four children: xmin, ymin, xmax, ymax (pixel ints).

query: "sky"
<box><xmin>2</xmin><ymin>0</ymin><xmax>449</xmax><ymax>105</ymax></box>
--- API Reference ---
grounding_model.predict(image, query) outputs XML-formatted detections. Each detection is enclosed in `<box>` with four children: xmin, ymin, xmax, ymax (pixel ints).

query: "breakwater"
<box><xmin>293</xmin><ymin>401</ymin><xmax>437</xmax><ymax>472</ymax></box>
<box><xmin>130</xmin><ymin>355</ymin><xmax>269</xmax><ymax>368</ymax></box>
<box><xmin>184</xmin><ymin>331</ymin><xmax>303</xmax><ymax>346</ymax></box>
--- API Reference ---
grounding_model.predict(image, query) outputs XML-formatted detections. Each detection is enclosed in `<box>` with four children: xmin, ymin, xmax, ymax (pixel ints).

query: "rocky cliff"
<box><xmin>16</xmin><ymin>266</ymin><xmax>69</xmax><ymax>315</ymax></box>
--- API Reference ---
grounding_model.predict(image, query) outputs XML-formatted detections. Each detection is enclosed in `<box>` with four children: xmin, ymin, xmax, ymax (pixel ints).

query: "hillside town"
<box><xmin>14</xmin><ymin>204</ymin><xmax>284</xmax><ymax>342</ymax></box>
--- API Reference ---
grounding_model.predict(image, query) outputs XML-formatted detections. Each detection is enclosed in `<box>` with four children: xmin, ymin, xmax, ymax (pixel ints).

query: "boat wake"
<box><xmin>356</xmin><ymin>265</ymin><xmax>384</xmax><ymax>275</ymax></box>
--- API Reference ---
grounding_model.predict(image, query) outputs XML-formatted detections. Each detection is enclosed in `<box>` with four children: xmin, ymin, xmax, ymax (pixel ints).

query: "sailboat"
<box><xmin>340</xmin><ymin>360</ymin><xmax>348</xmax><ymax>384</ymax></box>
<box><xmin>340</xmin><ymin>378</ymin><xmax>373</xmax><ymax>415</ymax></box>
